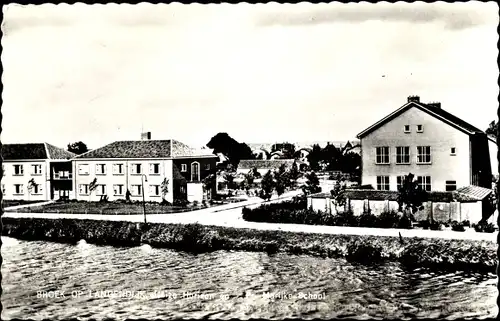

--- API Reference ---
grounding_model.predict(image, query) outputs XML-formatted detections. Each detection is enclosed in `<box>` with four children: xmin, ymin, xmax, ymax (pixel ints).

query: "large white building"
<box><xmin>356</xmin><ymin>96</ymin><xmax>495</xmax><ymax>192</ymax></box>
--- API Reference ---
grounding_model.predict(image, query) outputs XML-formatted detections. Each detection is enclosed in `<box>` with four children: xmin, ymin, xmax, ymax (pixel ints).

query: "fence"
<box><xmin>308</xmin><ymin>196</ymin><xmax>483</xmax><ymax>224</ymax></box>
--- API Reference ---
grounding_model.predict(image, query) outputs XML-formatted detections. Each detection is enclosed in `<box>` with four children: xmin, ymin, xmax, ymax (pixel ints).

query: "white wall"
<box><xmin>361</xmin><ymin>106</ymin><xmax>471</xmax><ymax>191</ymax></box>
<box><xmin>2</xmin><ymin>160</ymin><xmax>50</xmax><ymax>201</ymax></box>
<box><xmin>187</xmin><ymin>183</ymin><xmax>203</xmax><ymax>203</ymax></box>
<box><xmin>73</xmin><ymin>159</ymin><xmax>174</xmax><ymax>202</ymax></box>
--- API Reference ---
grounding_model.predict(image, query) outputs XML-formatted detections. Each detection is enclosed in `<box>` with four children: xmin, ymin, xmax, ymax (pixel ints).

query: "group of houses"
<box><xmin>308</xmin><ymin>95</ymin><xmax>498</xmax><ymax>224</ymax></box>
<box><xmin>2</xmin><ymin>95</ymin><xmax>498</xmax><ymax>224</ymax></box>
<box><xmin>1</xmin><ymin>135</ymin><xmax>218</xmax><ymax>203</ymax></box>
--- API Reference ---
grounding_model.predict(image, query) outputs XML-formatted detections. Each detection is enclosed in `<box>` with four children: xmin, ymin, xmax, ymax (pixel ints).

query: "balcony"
<box><xmin>53</xmin><ymin>172</ymin><xmax>73</xmax><ymax>180</ymax></box>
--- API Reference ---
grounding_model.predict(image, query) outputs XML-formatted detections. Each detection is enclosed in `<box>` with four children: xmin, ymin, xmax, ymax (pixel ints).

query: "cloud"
<box><xmin>255</xmin><ymin>2</ymin><xmax>498</xmax><ymax>30</ymax></box>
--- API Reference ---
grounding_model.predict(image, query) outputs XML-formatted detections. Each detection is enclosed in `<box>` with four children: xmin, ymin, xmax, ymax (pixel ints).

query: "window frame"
<box><xmin>417</xmin><ymin>176</ymin><xmax>432</xmax><ymax>191</ymax></box>
<box><xmin>376</xmin><ymin>176</ymin><xmax>390</xmax><ymax>191</ymax></box>
<box><xmin>95</xmin><ymin>164</ymin><xmax>107</xmax><ymax>175</ymax></box>
<box><xmin>375</xmin><ymin>147</ymin><xmax>390</xmax><ymax>165</ymax></box>
<box><xmin>112</xmin><ymin>163</ymin><xmax>124</xmax><ymax>175</ymax></box>
<box><xmin>416</xmin><ymin>125</ymin><xmax>424</xmax><ymax>133</ymax></box>
<box><xmin>78</xmin><ymin>164</ymin><xmax>90</xmax><ymax>176</ymax></box>
<box><xmin>404</xmin><ymin>125</ymin><xmax>411</xmax><ymax>133</ymax></box>
<box><xmin>131</xmin><ymin>163</ymin><xmax>143</xmax><ymax>175</ymax></box>
<box><xmin>395</xmin><ymin>146</ymin><xmax>410</xmax><ymax>165</ymax></box>
<box><xmin>13</xmin><ymin>164</ymin><xmax>24</xmax><ymax>176</ymax></box>
<box><xmin>79</xmin><ymin>184</ymin><xmax>89</xmax><ymax>195</ymax></box>
<box><xmin>416</xmin><ymin>146</ymin><xmax>432</xmax><ymax>164</ymax></box>
<box><xmin>191</xmin><ymin>162</ymin><xmax>200</xmax><ymax>182</ymax></box>
<box><xmin>32</xmin><ymin>164</ymin><xmax>42</xmax><ymax>176</ymax></box>
<box><xmin>14</xmin><ymin>184</ymin><xmax>24</xmax><ymax>195</ymax></box>
<box><xmin>181</xmin><ymin>164</ymin><xmax>187</xmax><ymax>172</ymax></box>
<box><xmin>113</xmin><ymin>184</ymin><xmax>124</xmax><ymax>196</ymax></box>
<box><xmin>149</xmin><ymin>163</ymin><xmax>161</xmax><ymax>175</ymax></box>
<box><xmin>445</xmin><ymin>180</ymin><xmax>457</xmax><ymax>191</ymax></box>
<box><xmin>149</xmin><ymin>184</ymin><xmax>161</xmax><ymax>196</ymax></box>
<box><xmin>450</xmin><ymin>147</ymin><xmax>456</xmax><ymax>156</ymax></box>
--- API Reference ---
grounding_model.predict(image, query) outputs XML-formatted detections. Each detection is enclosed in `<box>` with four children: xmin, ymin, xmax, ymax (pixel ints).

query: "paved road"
<box><xmin>3</xmin><ymin>190</ymin><xmax>496</xmax><ymax>242</ymax></box>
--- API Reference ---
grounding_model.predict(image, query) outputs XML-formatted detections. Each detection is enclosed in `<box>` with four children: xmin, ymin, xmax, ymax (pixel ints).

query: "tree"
<box><xmin>259</xmin><ymin>170</ymin><xmax>274</xmax><ymax>201</ymax></box>
<box><xmin>274</xmin><ymin>164</ymin><xmax>288</xmax><ymax>196</ymax></box>
<box><xmin>88</xmin><ymin>177</ymin><xmax>98</xmax><ymax>202</ymax></box>
<box><xmin>206</xmin><ymin>133</ymin><xmax>254</xmax><ymax>167</ymax></box>
<box><xmin>161</xmin><ymin>178</ymin><xmax>170</xmax><ymax>203</ymax></box>
<box><xmin>202</xmin><ymin>174</ymin><xmax>216</xmax><ymax>200</ymax></box>
<box><xmin>396</xmin><ymin>173</ymin><xmax>428</xmax><ymax>218</ymax></box>
<box><xmin>224</xmin><ymin>172</ymin><xmax>236</xmax><ymax>189</ymax></box>
<box><xmin>27</xmin><ymin>178</ymin><xmax>38</xmax><ymax>201</ymax></box>
<box><xmin>307</xmin><ymin>144</ymin><xmax>323</xmax><ymax>171</ymax></box>
<box><xmin>486</xmin><ymin>120</ymin><xmax>498</xmax><ymax>136</ymax></box>
<box><xmin>67</xmin><ymin>141</ymin><xmax>88</xmax><ymax>155</ymax></box>
<box><xmin>330</xmin><ymin>179</ymin><xmax>347</xmax><ymax>213</ymax></box>
<box><xmin>288</xmin><ymin>161</ymin><xmax>300</xmax><ymax>187</ymax></box>
<box><xmin>302</xmin><ymin>171</ymin><xmax>322</xmax><ymax>195</ymax></box>
<box><xmin>322</xmin><ymin>143</ymin><xmax>342</xmax><ymax>171</ymax></box>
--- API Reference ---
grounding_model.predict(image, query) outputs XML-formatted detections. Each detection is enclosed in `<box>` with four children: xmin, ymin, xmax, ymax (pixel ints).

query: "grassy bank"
<box><xmin>2</xmin><ymin>217</ymin><xmax>496</xmax><ymax>273</ymax></box>
<box><xmin>2</xmin><ymin>199</ymin><xmax>45</xmax><ymax>208</ymax></box>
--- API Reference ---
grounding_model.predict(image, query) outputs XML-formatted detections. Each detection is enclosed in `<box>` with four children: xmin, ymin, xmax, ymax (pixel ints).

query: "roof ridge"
<box><xmin>43</xmin><ymin>142</ymin><xmax>51</xmax><ymax>159</ymax></box>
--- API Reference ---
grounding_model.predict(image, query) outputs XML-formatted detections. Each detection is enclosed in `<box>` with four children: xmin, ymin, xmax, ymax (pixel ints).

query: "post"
<box><xmin>142</xmin><ymin>175</ymin><xmax>147</xmax><ymax>224</ymax></box>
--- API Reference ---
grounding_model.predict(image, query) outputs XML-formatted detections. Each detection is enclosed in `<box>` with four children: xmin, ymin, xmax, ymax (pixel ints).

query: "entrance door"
<box><xmin>58</xmin><ymin>189</ymin><xmax>69</xmax><ymax>200</ymax></box>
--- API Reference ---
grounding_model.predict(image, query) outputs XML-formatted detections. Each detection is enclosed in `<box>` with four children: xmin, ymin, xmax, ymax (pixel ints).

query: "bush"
<box><xmin>358</xmin><ymin>211</ymin><xmax>379</xmax><ymax>228</ymax></box>
<box><xmin>430</xmin><ymin>221</ymin><xmax>442</xmax><ymax>231</ymax></box>
<box><xmin>398</xmin><ymin>214</ymin><xmax>413</xmax><ymax>229</ymax></box>
<box><xmin>419</xmin><ymin>220</ymin><xmax>430</xmax><ymax>230</ymax></box>
<box><xmin>451</xmin><ymin>221</ymin><xmax>465</xmax><ymax>232</ymax></box>
<box><xmin>473</xmin><ymin>221</ymin><xmax>496</xmax><ymax>233</ymax></box>
<box><xmin>331</xmin><ymin>210</ymin><xmax>357</xmax><ymax>227</ymax></box>
<box><xmin>378</xmin><ymin>211</ymin><xmax>400</xmax><ymax>228</ymax></box>
<box><xmin>173</xmin><ymin>199</ymin><xmax>189</xmax><ymax>207</ymax></box>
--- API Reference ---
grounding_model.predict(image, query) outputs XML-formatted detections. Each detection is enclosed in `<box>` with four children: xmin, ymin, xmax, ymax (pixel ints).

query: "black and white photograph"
<box><xmin>1</xmin><ymin>2</ymin><xmax>499</xmax><ymax>319</ymax></box>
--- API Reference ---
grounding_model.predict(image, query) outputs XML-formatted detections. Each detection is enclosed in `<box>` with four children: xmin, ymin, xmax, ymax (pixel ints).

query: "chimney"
<box><xmin>141</xmin><ymin>132</ymin><xmax>152</xmax><ymax>140</ymax></box>
<box><xmin>427</xmin><ymin>102</ymin><xmax>441</xmax><ymax>109</ymax></box>
<box><xmin>407</xmin><ymin>95</ymin><xmax>420</xmax><ymax>103</ymax></box>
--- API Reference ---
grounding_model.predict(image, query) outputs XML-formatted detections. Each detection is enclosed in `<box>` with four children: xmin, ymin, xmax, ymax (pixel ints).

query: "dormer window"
<box><xmin>416</xmin><ymin>125</ymin><xmax>424</xmax><ymax>133</ymax></box>
<box><xmin>404</xmin><ymin>125</ymin><xmax>410</xmax><ymax>133</ymax></box>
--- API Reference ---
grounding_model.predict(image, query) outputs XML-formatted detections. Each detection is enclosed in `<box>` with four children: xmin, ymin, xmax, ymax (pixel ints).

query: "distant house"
<box><xmin>72</xmin><ymin>138</ymin><xmax>217</xmax><ymax>203</ymax></box>
<box><xmin>307</xmin><ymin>185</ymin><xmax>493</xmax><ymax>224</ymax></box>
<box><xmin>357</xmin><ymin>95</ymin><xmax>493</xmax><ymax>192</ymax></box>
<box><xmin>237</xmin><ymin>159</ymin><xmax>305</xmax><ymax>176</ymax></box>
<box><xmin>2</xmin><ymin>143</ymin><xmax>75</xmax><ymax>201</ymax></box>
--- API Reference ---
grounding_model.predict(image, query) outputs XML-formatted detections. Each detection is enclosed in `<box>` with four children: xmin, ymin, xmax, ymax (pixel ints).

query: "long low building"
<box><xmin>2</xmin><ymin>137</ymin><xmax>218</xmax><ymax>203</ymax></box>
<box><xmin>307</xmin><ymin>185</ymin><xmax>494</xmax><ymax>224</ymax></box>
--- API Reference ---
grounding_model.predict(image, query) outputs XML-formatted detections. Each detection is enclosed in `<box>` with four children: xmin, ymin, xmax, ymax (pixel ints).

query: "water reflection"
<box><xmin>1</xmin><ymin>237</ymin><xmax>497</xmax><ymax>320</ymax></box>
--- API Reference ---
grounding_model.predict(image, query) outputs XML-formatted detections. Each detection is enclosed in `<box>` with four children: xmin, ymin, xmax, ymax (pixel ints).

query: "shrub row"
<box><xmin>242</xmin><ymin>200</ymin><xmax>412</xmax><ymax>229</ymax></box>
<box><xmin>2</xmin><ymin>217</ymin><xmax>496</xmax><ymax>273</ymax></box>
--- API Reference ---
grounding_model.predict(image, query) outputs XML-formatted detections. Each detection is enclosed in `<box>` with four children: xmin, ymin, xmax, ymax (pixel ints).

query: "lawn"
<box><xmin>2</xmin><ymin>200</ymin><xmax>45</xmax><ymax>208</ymax></box>
<box><xmin>4</xmin><ymin>200</ymin><xmax>231</xmax><ymax>215</ymax></box>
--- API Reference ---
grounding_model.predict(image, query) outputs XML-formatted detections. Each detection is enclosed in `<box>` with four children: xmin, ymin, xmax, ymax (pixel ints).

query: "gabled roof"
<box><xmin>238</xmin><ymin>159</ymin><xmax>302</xmax><ymax>170</ymax></box>
<box><xmin>2</xmin><ymin>143</ymin><xmax>75</xmax><ymax>160</ymax></box>
<box><xmin>73</xmin><ymin>140</ymin><xmax>216</xmax><ymax>159</ymax></box>
<box><xmin>357</xmin><ymin>100</ymin><xmax>485</xmax><ymax>139</ymax></box>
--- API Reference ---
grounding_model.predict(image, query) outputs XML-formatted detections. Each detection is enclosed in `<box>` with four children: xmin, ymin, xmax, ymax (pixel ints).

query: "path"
<box><xmin>2</xmin><ymin>190</ymin><xmax>496</xmax><ymax>242</ymax></box>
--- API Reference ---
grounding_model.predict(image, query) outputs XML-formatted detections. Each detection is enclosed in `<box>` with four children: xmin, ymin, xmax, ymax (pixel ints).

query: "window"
<box><xmin>180</xmin><ymin>186</ymin><xmax>186</xmax><ymax>193</ymax></box>
<box><xmin>450</xmin><ymin>147</ymin><xmax>456</xmax><ymax>155</ymax></box>
<box><xmin>78</xmin><ymin>164</ymin><xmax>90</xmax><ymax>175</ymax></box>
<box><xmin>396</xmin><ymin>146</ymin><xmax>410</xmax><ymax>164</ymax></box>
<box><xmin>376</xmin><ymin>176</ymin><xmax>390</xmax><ymax>191</ymax></box>
<box><xmin>396</xmin><ymin>176</ymin><xmax>405</xmax><ymax>191</ymax></box>
<box><xmin>131</xmin><ymin>164</ymin><xmax>142</xmax><ymax>174</ymax></box>
<box><xmin>132</xmin><ymin>185</ymin><xmax>142</xmax><ymax>196</ymax></box>
<box><xmin>149</xmin><ymin>163</ymin><xmax>160</xmax><ymax>175</ymax></box>
<box><xmin>181</xmin><ymin>164</ymin><xmax>187</xmax><ymax>172</ymax></box>
<box><xmin>149</xmin><ymin>185</ymin><xmax>160</xmax><ymax>196</ymax></box>
<box><xmin>204</xmin><ymin>164</ymin><xmax>210</xmax><ymax>170</ymax></box>
<box><xmin>30</xmin><ymin>184</ymin><xmax>42</xmax><ymax>194</ymax></box>
<box><xmin>375</xmin><ymin>147</ymin><xmax>390</xmax><ymax>164</ymax></box>
<box><xmin>13</xmin><ymin>165</ymin><xmax>24</xmax><ymax>176</ymax></box>
<box><xmin>113</xmin><ymin>184</ymin><xmax>124</xmax><ymax>196</ymax></box>
<box><xmin>96</xmin><ymin>164</ymin><xmax>106</xmax><ymax>175</ymax></box>
<box><xmin>446</xmin><ymin>180</ymin><xmax>457</xmax><ymax>191</ymax></box>
<box><xmin>96</xmin><ymin>184</ymin><xmax>107</xmax><ymax>196</ymax></box>
<box><xmin>2</xmin><ymin>165</ymin><xmax>5</xmax><ymax>176</ymax></box>
<box><xmin>417</xmin><ymin>176</ymin><xmax>431</xmax><ymax>191</ymax></box>
<box><xmin>32</xmin><ymin>164</ymin><xmax>42</xmax><ymax>175</ymax></box>
<box><xmin>191</xmin><ymin>162</ymin><xmax>200</xmax><ymax>181</ymax></box>
<box><xmin>79</xmin><ymin>184</ymin><xmax>89</xmax><ymax>195</ymax></box>
<box><xmin>416</xmin><ymin>146</ymin><xmax>431</xmax><ymax>164</ymax></box>
<box><xmin>416</xmin><ymin>125</ymin><xmax>424</xmax><ymax>133</ymax></box>
<box><xmin>14</xmin><ymin>184</ymin><xmax>24</xmax><ymax>194</ymax></box>
<box><xmin>404</xmin><ymin>125</ymin><xmax>410</xmax><ymax>133</ymax></box>
<box><xmin>1</xmin><ymin>184</ymin><xmax>5</xmax><ymax>194</ymax></box>
<box><xmin>113</xmin><ymin>163</ymin><xmax>124</xmax><ymax>175</ymax></box>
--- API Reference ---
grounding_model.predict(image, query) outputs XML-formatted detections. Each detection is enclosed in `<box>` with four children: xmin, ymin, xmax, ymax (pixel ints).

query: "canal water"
<box><xmin>1</xmin><ymin>236</ymin><xmax>497</xmax><ymax>319</ymax></box>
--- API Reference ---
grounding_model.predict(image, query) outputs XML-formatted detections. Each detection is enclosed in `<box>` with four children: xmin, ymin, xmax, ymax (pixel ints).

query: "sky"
<box><xmin>2</xmin><ymin>2</ymin><xmax>499</xmax><ymax>150</ymax></box>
